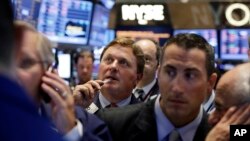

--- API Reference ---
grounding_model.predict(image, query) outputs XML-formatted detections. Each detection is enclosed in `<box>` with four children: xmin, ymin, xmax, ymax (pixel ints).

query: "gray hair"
<box><xmin>14</xmin><ymin>21</ymin><xmax>54</xmax><ymax>70</ymax></box>
<box><xmin>231</xmin><ymin>63</ymin><xmax>250</xmax><ymax>104</ymax></box>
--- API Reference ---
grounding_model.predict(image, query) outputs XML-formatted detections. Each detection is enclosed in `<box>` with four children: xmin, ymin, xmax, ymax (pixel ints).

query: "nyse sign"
<box><xmin>225</xmin><ymin>3</ymin><xmax>250</xmax><ymax>27</ymax></box>
<box><xmin>121</xmin><ymin>4</ymin><xmax>165</xmax><ymax>25</ymax></box>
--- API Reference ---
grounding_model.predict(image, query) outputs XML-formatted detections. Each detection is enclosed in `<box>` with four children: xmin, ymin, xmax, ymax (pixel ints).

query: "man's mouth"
<box><xmin>103</xmin><ymin>76</ymin><xmax>118</xmax><ymax>82</ymax></box>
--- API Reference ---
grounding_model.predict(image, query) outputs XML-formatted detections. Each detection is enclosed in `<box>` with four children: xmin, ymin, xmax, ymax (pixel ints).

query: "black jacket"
<box><xmin>97</xmin><ymin>99</ymin><xmax>211</xmax><ymax>141</ymax></box>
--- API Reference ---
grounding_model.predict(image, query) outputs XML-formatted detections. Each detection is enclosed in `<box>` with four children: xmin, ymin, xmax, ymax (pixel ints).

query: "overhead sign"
<box><xmin>121</xmin><ymin>4</ymin><xmax>165</xmax><ymax>25</ymax></box>
<box><xmin>210</xmin><ymin>2</ymin><xmax>250</xmax><ymax>27</ymax></box>
<box><xmin>225</xmin><ymin>3</ymin><xmax>250</xmax><ymax>27</ymax></box>
<box><xmin>168</xmin><ymin>2</ymin><xmax>215</xmax><ymax>29</ymax></box>
<box><xmin>111</xmin><ymin>3</ymin><xmax>170</xmax><ymax>26</ymax></box>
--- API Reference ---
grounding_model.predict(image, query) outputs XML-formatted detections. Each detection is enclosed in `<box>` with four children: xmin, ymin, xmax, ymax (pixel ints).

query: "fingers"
<box><xmin>232</xmin><ymin>104</ymin><xmax>250</xmax><ymax>124</ymax></box>
<box><xmin>42</xmin><ymin>72</ymin><xmax>70</xmax><ymax>94</ymax></box>
<box><xmin>220</xmin><ymin>106</ymin><xmax>237</xmax><ymax>123</ymax></box>
<box><xmin>220</xmin><ymin>104</ymin><xmax>250</xmax><ymax>125</ymax></box>
<box><xmin>45</xmin><ymin>71</ymin><xmax>69</xmax><ymax>90</ymax></box>
<box><xmin>41</xmin><ymin>82</ymin><xmax>65</xmax><ymax>107</ymax></box>
<box><xmin>73</xmin><ymin>80</ymin><xmax>104</xmax><ymax>108</ymax></box>
<box><xmin>41</xmin><ymin>71</ymin><xmax>73</xmax><ymax>107</ymax></box>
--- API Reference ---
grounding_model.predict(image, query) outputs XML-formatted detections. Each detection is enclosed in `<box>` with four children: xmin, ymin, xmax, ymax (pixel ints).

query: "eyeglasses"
<box><xmin>18</xmin><ymin>58</ymin><xmax>48</xmax><ymax>69</ymax></box>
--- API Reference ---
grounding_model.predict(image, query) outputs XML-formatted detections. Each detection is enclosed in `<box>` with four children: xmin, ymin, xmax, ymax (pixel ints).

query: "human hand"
<box><xmin>41</xmin><ymin>70</ymin><xmax>76</xmax><ymax>134</ymax></box>
<box><xmin>73</xmin><ymin>80</ymin><xmax>105</xmax><ymax>108</ymax></box>
<box><xmin>206</xmin><ymin>104</ymin><xmax>250</xmax><ymax>141</ymax></box>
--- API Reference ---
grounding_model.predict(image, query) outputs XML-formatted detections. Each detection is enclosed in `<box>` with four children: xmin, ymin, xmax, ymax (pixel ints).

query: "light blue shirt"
<box><xmin>203</xmin><ymin>90</ymin><xmax>215</xmax><ymax>113</ymax></box>
<box><xmin>154</xmin><ymin>95</ymin><xmax>203</xmax><ymax>141</ymax></box>
<box><xmin>99</xmin><ymin>92</ymin><xmax>132</xmax><ymax>108</ymax></box>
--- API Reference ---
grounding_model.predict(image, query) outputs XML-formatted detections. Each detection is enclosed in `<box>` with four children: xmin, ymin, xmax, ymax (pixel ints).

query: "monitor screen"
<box><xmin>220</xmin><ymin>29</ymin><xmax>249</xmax><ymax>61</ymax></box>
<box><xmin>58</xmin><ymin>53</ymin><xmax>71</xmax><ymax>79</ymax></box>
<box><xmin>14</xmin><ymin>0</ymin><xmax>41</xmax><ymax>26</ymax></box>
<box><xmin>89</xmin><ymin>4</ymin><xmax>110</xmax><ymax>47</ymax></box>
<box><xmin>37</xmin><ymin>0</ymin><xmax>93</xmax><ymax>45</ymax></box>
<box><xmin>173</xmin><ymin>29</ymin><xmax>218</xmax><ymax>59</ymax></box>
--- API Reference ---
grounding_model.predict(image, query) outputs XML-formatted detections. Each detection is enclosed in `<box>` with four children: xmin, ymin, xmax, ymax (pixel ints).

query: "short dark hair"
<box><xmin>0</xmin><ymin>0</ymin><xmax>14</xmax><ymax>68</ymax></box>
<box><xmin>162</xmin><ymin>33</ymin><xmax>215</xmax><ymax>77</ymax></box>
<box><xmin>100</xmin><ymin>37</ymin><xmax>145</xmax><ymax>75</ymax></box>
<box><xmin>74</xmin><ymin>49</ymin><xmax>94</xmax><ymax>64</ymax></box>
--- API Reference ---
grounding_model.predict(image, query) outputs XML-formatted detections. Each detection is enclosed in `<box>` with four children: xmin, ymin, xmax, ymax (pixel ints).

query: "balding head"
<box><xmin>135</xmin><ymin>39</ymin><xmax>161</xmax><ymax>65</ymax></box>
<box><xmin>216</xmin><ymin>63</ymin><xmax>250</xmax><ymax>107</ymax></box>
<box><xmin>209</xmin><ymin>63</ymin><xmax>250</xmax><ymax>126</ymax></box>
<box><xmin>134</xmin><ymin>39</ymin><xmax>161</xmax><ymax>86</ymax></box>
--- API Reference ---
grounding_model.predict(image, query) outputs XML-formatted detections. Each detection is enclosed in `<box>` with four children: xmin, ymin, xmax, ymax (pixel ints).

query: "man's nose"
<box><xmin>82</xmin><ymin>67</ymin><xmax>88</xmax><ymax>73</ymax></box>
<box><xmin>171</xmin><ymin>74</ymin><xmax>183</xmax><ymax>95</ymax></box>
<box><xmin>109</xmin><ymin>60</ymin><xmax>118</xmax><ymax>71</ymax></box>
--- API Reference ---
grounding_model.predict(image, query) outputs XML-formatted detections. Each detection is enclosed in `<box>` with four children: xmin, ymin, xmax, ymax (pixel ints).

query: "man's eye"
<box><xmin>19</xmin><ymin>59</ymin><xmax>38</xmax><ymax>69</ymax></box>
<box><xmin>120</xmin><ymin>59</ymin><xmax>129</xmax><ymax>66</ymax></box>
<box><xmin>185</xmin><ymin>72</ymin><xmax>196</xmax><ymax>80</ymax></box>
<box><xmin>166</xmin><ymin>69</ymin><xmax>176</xmax><ymax>77</ymax></box>
<box><xmin>104</xmin><ymin>57</ymin><xmax>113</xmax><ymax>63</ymax></box>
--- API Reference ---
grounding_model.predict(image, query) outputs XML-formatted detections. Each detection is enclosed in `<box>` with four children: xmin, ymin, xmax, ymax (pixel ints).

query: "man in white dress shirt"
<box><xmin>133</xmin><ymin>39</ymin><xmax>161</xmax><ymax>102</ymax></box>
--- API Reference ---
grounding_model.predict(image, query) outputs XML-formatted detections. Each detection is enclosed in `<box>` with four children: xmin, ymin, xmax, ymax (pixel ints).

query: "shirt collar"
<box><xmin>203</xmin><ymin>90</ymin><xmax>215</xmax><ymax>112</ymax></box>
<box><xmin>155</xmin><ymin>95</ymin><xmax>174</xmax><ymax>141</ymax></box>
<box><xmin>154</xmin><ymin>95</ymin><xmax>203</xmax><ymax>141</ymax></box>
<box><xmin>133</xmin><ymin>79</ymin><xmax>156</xmax><ymax>98</ymax></box>
<box><xmin>99</xmin><ymin>92</ymin><xmax>132</xmax><ymax>108</ymax></box>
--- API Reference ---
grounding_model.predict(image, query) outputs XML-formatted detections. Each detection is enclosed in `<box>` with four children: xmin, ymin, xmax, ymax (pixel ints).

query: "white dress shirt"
<box><xmin>133</xmin><ymin>78</ymin><xmax>157</xmax><ymax>100</ymax></box>
<box><xmin>99</xmin><ymin>92</ymin><xmax>132</xmax><ymax>108</ymax></box>
<box><xmin>203</xmin><ymin>90</ymin><xmax>215</xmax><ymax>113</ymax></box>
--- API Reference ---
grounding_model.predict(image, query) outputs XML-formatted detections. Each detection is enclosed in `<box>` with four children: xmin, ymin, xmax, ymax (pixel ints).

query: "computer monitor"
<box><xmin>173</xmin><ymin>29</ymin><xmax>218</xmax><ymax>59</ymax></box>
<box><xmin>13</xmin><ymin>0</ymin><xmax>41</xmax><ymax>26</ymax></box>
<box><xmin>37</xmin><ymin>0</ymin><xmax>93</xmax><ymax>45</ymax></box>
<box><xmin>89</xmin><ymin>4</ymin><xmax>110</xmax><ymax>47</ymax></box>
<box><xmin>57</xmin><ymin>53</ymin><xmax>71</xmax><ymax>79</ymax></box>
<box><xmin>220</xmin><ymin>29</ymin><xmax>249</xmax><ymax>61</ymax></box>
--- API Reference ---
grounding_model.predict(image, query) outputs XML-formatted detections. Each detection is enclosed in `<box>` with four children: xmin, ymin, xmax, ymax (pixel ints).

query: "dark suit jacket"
<box><xmin>0</xmin><ymin>75</ymin><xmax>63</xmax><ymax>141</ymax></box>
<box><xmin>75</xmin><ymin>106</ymin><xmax>113</xmax><ymax>141</ymax></box>
<box><xmin>144</xmin><ymin>80</ymin><xmax>159</xmax><ymax>102</ymax></box>
<box><xmin>97</xmin><ymin>99</ymin><xmax>211</xmax><ymax>141</ymax></box>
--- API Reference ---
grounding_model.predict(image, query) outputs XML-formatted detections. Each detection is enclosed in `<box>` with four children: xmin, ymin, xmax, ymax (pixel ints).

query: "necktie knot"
<box><xmin>135</xmin><ymin>89</ymin><xmax>144</xmax><ymax>101</ymax></box>
<box><xmin>106</xmin><ymin>103</ymin><xmax>118</xmax><ymax>108</ymax></box>
<box><xmin>168</xmin><ymin>130</ymin><xmax>182</xmax><ymax>141</ymax></box>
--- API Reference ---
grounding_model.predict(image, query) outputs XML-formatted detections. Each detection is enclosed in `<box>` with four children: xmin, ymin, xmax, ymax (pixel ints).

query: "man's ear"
<box><xmin>136</xmin><ymin>73</ymin><xmax>143</xmax><ymax>83</ymax></box>
<box><xmin>208</xmin><ymin>73</ymin><xmax>218</xmax><ymax>92</ymax></box>
<box><xmin>133</xmin><ymin>73</ymin><xmax>143</xmax><ymax>88</ymax></box>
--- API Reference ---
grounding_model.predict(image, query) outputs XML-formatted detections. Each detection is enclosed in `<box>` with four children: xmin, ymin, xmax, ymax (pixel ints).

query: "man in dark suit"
<box><xmin>0</xmin><ymin>1</ymin><xmax>62</xmax><ymax>141</ymax></box>
<box><xmin>133</xmin><ymin>39</ymin><xmax>161</xmax><ymax>102</ymax></box>
<box><xmin>73</xmin><ymin>37</ymin><xmax>144</xmax><ymax>113</ymax></box>
<box><xmin>97</xmin><ymin>33</ymin><xmax>218</xmax><ymax>141</ymax></box>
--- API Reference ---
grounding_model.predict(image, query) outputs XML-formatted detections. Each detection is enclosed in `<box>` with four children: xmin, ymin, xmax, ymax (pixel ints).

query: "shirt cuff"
<box><xmin>64</xmin><ymin>120</ymin><xmax>83</xmax><ymax>141</ymax></box>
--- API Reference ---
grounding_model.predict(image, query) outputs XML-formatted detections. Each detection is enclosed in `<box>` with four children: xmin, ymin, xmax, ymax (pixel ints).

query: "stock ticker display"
<box><xmin>37</xmin><ymin>0</ymin><xmax>93</xmax><ymax>45</ymax></box>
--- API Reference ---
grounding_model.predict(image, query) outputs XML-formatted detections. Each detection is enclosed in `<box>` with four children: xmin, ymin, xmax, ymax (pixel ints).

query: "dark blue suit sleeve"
<box><xmin>75</xmin><ymin>106</ymin><xmax>112</xmax><ymax>141</ymax></box>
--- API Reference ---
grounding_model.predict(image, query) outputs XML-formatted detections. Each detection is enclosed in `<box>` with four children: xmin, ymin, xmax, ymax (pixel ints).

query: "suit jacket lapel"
<box><xmin>127</xmin><ymin>100</ymin><xmax>158</xmax><ymax>141</ymax></box>
<box><xmin>193</xmin><ymin>110</ymin><xmax>212</xmax><ymax>141</ymax></box>
<box><xmin>93</xmin><ymin>93</ymin><xmax>102</xmax><ymax>108</ymax></box>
